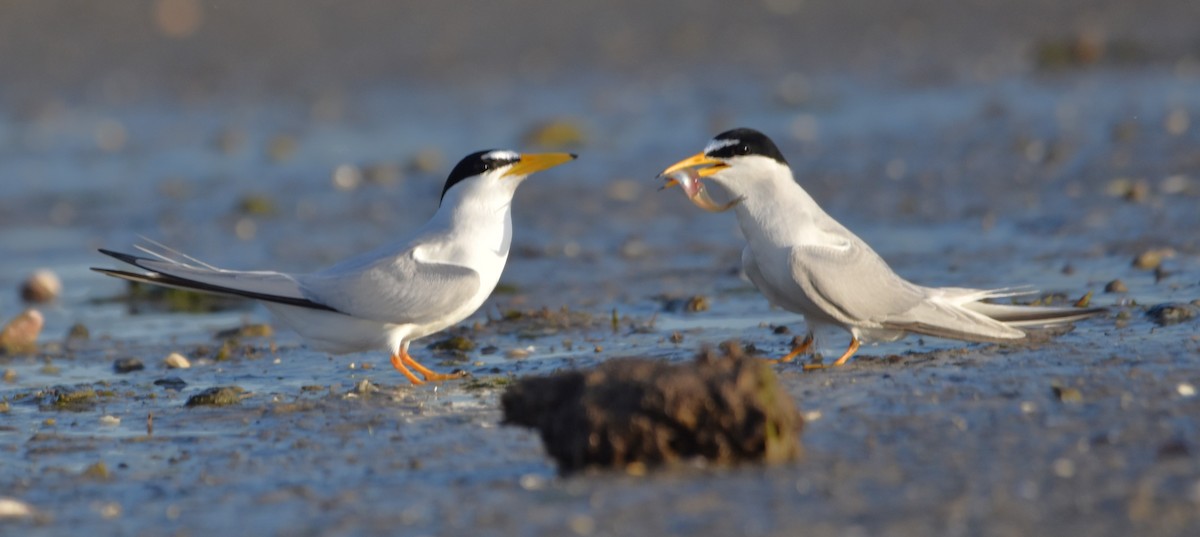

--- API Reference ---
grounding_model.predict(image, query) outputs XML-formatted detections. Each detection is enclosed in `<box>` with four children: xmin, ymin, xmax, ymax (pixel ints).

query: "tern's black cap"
<box><xmin>440</xmin><ymin>149</ymin><xmax>521</xmax><ymax>202</ymax></box>
<box><xmin>705</xmin><ymin>128</ymin><xmax>788</xmax><ymax>165</ymax></box>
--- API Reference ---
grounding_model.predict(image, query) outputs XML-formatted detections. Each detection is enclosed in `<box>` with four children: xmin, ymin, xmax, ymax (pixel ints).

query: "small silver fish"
<box><xmin>659</xmin><ymin>168</ymin><xmax>744</xmax><ymax>212</ymax></box>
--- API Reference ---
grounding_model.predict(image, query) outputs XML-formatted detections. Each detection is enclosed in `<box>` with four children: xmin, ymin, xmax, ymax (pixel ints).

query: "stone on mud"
<box><xmin>501</xmin><ymin>346</ymin><xmax>803</xmax><ymax>474</ymax></box>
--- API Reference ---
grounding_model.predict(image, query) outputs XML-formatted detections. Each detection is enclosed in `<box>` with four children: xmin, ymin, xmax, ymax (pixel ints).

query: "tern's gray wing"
<box><xmin>299</xmin><ymin>250</ymin><xmax>481</xmax><ymax>325</ymax></box>
<box><xmin>788</xmin><ymin>240</ymin><xmax>926</xmax><ymax>326</ymax></box>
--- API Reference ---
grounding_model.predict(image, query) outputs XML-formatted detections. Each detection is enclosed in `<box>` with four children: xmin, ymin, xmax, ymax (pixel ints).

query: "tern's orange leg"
<box><xmin>390</xmin><ymin>353</ymin><xmax>425</xmax><ymax>385</ymax></box>
<box><xmin>769</xmin><ymin>334</ymin><xmax>814</xmax><ymax>364</ymax></box>
<box><xmin>832</xmin><ymin>337</ymin><xmax>860</xmax><ymax>366</ymax></box>
<box><xmin>400</xmin><ymin>350</ymin><xmax>466</xmax><ymax>382</ymax></box>
<box><xmin>803</xmin><ymin>337</ymin><xmax>861</xmax><ymax>371</ymax></box>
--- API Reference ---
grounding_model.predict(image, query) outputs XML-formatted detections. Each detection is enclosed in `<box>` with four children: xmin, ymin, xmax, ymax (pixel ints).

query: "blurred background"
<box><xmin>3</xmin><ymin>2</ymin><xmax>1200</xmax><ymax>535</ymax></box>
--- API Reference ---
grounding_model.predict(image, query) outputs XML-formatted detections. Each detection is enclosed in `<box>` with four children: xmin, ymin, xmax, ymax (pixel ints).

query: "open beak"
<box><xmin>504</xmin><ymin>152</ymin><xmax>577</xmax><ymax>177</ymax></box>
<box><xmin>660</xmin><ymin>152</ymin><xmax>729</xmax><ymax>181</ymax></box>
<box><xmin>658</xmin><ymin>153</ymin><xmax>742</xmax><ymax>212</ymax></box>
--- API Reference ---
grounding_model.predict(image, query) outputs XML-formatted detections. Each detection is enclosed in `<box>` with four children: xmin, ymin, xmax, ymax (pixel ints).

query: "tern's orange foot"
<box><xmin>768</xmin><ymin>334</ymin><xmax>814</xmax><ymax>364</ymax></box>
<box><xmin>804</xmin><ymin>338</ymin><xmax>862</xmax><ymax>371</ymax></box>
<box><xmin>390</xmin><ymin>354</ymin><xmax>425</xmax><ymax>385</ymax></box>
<box><xmin>401</xmin><ymin>352</ymin><xmax>469</xmax><ymax>382</ymax></box>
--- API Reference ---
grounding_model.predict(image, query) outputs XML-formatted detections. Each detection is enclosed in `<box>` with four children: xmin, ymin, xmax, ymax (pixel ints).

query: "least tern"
<box><xmin>660</xmin><ymin>128</ymin><xmax>1103</xmax><ymax>368</ymax></box>
<box><xmin>95</xmin><ymin>150</ymin><xmax>576</xmax><ymax>384</ymax></box>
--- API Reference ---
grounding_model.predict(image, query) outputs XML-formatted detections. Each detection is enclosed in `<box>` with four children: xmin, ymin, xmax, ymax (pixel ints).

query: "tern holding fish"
<box><xmin>95</xmin><ymin>150</ymin><xmax>576</xmax><ymax>385</ymax></box>
<box><xmin>660</xmin><ymin>128</ymin><xmax>1104</xmax><ymax>368</ymax></box>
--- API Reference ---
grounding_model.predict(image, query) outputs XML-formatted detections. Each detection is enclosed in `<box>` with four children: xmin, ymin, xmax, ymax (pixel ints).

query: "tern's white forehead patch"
<box><xmin>484</xmin><ymin>150</ymin><xmax>520</xmax><ymax>162</ymax></box>
<box><xmin>703</xmin><ymin>138</ymin><xmax>739</xmax><ymax>155</ymax></box>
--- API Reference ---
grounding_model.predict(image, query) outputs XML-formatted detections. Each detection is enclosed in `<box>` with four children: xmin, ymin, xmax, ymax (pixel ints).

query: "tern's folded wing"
<box><xmin>299</xmin><ymin>252</ymin><xmax>481</xmax><ymax>326</ymax></box>
<box><xmin>789</xmin><ymin>241</ymin><xmax>926</xmax><ymax>325</ymax></box>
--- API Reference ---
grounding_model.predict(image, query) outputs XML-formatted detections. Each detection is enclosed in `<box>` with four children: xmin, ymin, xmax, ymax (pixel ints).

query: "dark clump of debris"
<box><xmin>185</xmin><ymin>386</ymin><xmax>248</xmax><ymax>407</ymax></box>
<box><xmin>501</xmin><ymin>344</ymin><xmax>803</xmax><ymax>474</ymax></box>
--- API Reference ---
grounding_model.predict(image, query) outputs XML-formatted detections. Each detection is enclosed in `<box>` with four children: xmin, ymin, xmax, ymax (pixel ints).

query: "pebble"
<box><xmin>98</xmin><ymin>415</ymin><xmax>121</xmax><ymax>426</ymax></box>
<box><xmin>267</xmin><ymin>134</ymin><xmax>297</xmax><ymax>162</ymax></box>
<box><xmin>1178</xmin><ymin>383</ymin><xmax>1196</xmax><ymax>397</ymax></box>
<box><xmin>113</xmin><ymin>357</ymin><xmax>145</xmax><ymax>374</ymax></box>
<box><xmin>0</xmin><ymin>309</ymin><xmax>43</xmax><ymax>354</ymax></box>
<box><xmin>1052</xmin><ymin>384</ymin><xmax>1083</xmax><ymax>403</ymax></box>
<box><xmin>0</xmin><ymin>497</ymin><xmax>36</xmax><ymax>519</ymax></box>
<box><xmin>1104</xmin><ymin>279</ymin><xmax>1128</xmax><ymax>293</ymax></box>
<box><xmin>506</xmin><ymin>346</ymin><xmax>534</xmax><ymax>359</ymax></box>
<box><xmin>66</xmin><ymin>323</ymin><xmax>90</xmax><ymax>341</ymax></box>
<box><xmin>19</xmin><ymin>269</ymin><xmax>61</xmax><ymax>303</ymax></box>
<box><xmin>163</xmin><ymin>352</ymin><xmax>191</xmax><ymax>369</ymax></box>
<box><xmin>1145</xmin><ymin>303</ymin><xmax>1197</xmax><ymax>327</ymax></box>
<box><xmin>1132</xmin><ymin>248</ymin><xmax>1174</xmax><ymax>270</ymax></box>
<box><xmin>331</xmin><ymin>164</ymin><xmax>363</xmax><ymax>191</ymax></box>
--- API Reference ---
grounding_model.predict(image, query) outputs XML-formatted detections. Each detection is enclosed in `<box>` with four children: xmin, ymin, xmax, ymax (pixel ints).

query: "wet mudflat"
<box><xmin>3</xmin><ymin>1</ymin><xmax>1200</xmax><ymax>535</ymax></box>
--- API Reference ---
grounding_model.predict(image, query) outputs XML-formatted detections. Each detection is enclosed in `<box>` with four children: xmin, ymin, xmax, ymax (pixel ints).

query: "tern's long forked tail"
<box><xmin>92</xmin><ymin>247</ymin><xmax>337</xmax><ymax>312</ymax></box>
<box><xmin>883</xmin><ymin>286</ymin><xmax>1106</xmax><ymax>344</ymax></box>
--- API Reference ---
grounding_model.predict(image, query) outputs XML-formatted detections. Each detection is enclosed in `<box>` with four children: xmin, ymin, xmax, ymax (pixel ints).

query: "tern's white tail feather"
<box><xmin>882</xmin><ymin>286</ymin><xmax>1105</xmax><ymax>344</ymax></box>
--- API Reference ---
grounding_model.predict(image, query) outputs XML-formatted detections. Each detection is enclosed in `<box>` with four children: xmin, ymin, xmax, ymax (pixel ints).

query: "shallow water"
<box><xmin>3</xmin><ymin>2</ymin><xmax>1200</xmax><ymax>535</ymax></box>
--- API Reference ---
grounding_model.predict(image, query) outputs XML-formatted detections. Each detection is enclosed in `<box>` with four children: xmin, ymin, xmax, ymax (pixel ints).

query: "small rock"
<box><xmin>163</xmin><ymin>352</ymin><xmax>191</xmax><ymax>369</ymax></box>
<box><xmin>1156</xmin><ymin>438</ymin><xmax>1191</xmax><ymax>459</ymax></box>
<box><xmin>98</xmin><ymin>415</ymin><xmax>120</xmax><ymax>426</ymax></box>
<box><xmin>1052</xmin><ymin>384</ymin><xmax>1083</xmax><ymax>403</ymax></box>
<box><xmin>352</xmin><ymin>379</ymin><xmax>378</xmax><ymax>395</ymax></box>
<box><xmin>506</xmin><ymin>346</ymin><xmax>534</xmax><ymax>359</ymax></box>
<box><xmin>3</xmin><ymin>369</ymin><xmax>15</xmax><ymax>383</ymax></box>
<box><xmin>501</xmin><ymin>347</ymin><xmax>803</xmax><ymax>474</ymax></box>
<box><xmin>154</xmin><ymin>377</ymin><xmax>188</xmax><ymax>391</ymax></box>
<box><xmin>1104</xmin><ymin>279</ymin><xmax>1128</xmax><ymax>293</ymax></box>
<box><xmin>1160</xmin><ymin>175</ymin><xmax>1191</xmax><ymax>195</ymax></box>
<box><xmin>0</xmin><ymin>309</ymin><xmax>43</xmax><ymax>355</ymax></box>
<box><xmin>0</xmin><ymin>497</ymin><xmax>36</xmax><ymax>519</ymax></box>
<box><xmin>185</xmin><ymin>386</ymin><xmax>248</xmax><ymax>407</ymax></box>
<box><xmin>1146</xmin><ymin>303</ymin><xmax>1197</xmax><ymax>327</ymax></box>
<box><xmin>81</xmin><ymin>461</ymin><xmax>110</xmax><ymax>480</ymax></box>
<box><xmin>66</xmin><ymin>322</ymin><xmax>90</xmax><ymax>341</ymax></box>
<box><xmin>685</xmin><ymin>295</ymin><xmax>709</xmax><ymax>313</ymax></box>
<box><xmin>19</xmin><ymin>269</ymin><xmax>61</xmax><ymax>303</ymax></box>
<box><xmin>1178</xmin><ymin>383</ymin><xmax>1196</xmax><ymax>397</ymax></box>
<box><xmin>235</xmin><ymin>194</ymin><xmax>277</xmax><ymax>217</ymax></box>
<box><xmin>330</xmin><ymin>164</ymin><xmax>363</xmax><ymax>191</ymax></box>
<box><xmin>113</xmin><ymin>357</ymin><xmax>145</xmax><ymax>374</ymax></box>
<box><xmin>1132</xmin><ymin>248</ymin><xmax>1174</xmax><ymax>270</ymax></box>
<box><xmin>619</xmin><ymin>237</ymin><xmax>650</xmax><ymax>259</ymax></box>
<box><xmin>267</xmin><ymin>134</ymin><xmax>297</xmax><ymax>162</ymax></box>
